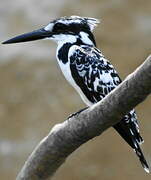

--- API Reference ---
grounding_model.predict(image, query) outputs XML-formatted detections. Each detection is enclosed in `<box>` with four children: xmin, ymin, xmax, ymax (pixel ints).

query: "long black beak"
<box><xmin>2</xmin><ymin>28</ymin><xmax>52</xmax><ymax>44</ymax></box>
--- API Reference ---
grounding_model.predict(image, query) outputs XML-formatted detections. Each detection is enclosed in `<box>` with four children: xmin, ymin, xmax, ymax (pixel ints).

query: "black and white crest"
<box><xmin>49</xmin><ymin>16</ymin><xmax>100</xmax><ymax>32</ymax></box>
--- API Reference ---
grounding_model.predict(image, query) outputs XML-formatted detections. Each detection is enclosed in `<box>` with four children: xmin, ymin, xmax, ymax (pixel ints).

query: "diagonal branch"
<box><xmin>17</xmin><ymin>55</ymin><xmax>151</xmax><ymax>180</ymax></box>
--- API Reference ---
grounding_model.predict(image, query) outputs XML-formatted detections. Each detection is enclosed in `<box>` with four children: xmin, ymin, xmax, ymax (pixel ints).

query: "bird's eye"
<box><xmin>54</xmin><ymin>23</ymin><xmax>66</xmax><ymax>31</ymax></box>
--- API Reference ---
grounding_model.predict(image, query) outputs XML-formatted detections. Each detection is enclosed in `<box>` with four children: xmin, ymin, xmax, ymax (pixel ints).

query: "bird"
<box><xmin>2</xmin><ymin>15</ymin><xmax>149</xmax><ymax>173</ymax></box>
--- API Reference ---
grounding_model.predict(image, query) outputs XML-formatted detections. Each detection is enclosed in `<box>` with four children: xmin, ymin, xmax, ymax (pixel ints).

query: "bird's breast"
<box><xmin>57</xmin><ymin>59</ymin><xmax>92</xmax><ymax>106</ymax></box>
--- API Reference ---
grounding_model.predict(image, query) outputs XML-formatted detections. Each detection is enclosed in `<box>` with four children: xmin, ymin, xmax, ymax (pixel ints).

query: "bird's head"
<box><xmin>2</xmin><ymin>16</ymin><xmax>100</xmax><ymax>46</ymax></box>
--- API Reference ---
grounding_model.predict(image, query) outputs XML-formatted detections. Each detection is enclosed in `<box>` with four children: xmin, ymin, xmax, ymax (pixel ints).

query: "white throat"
<box><xmin>53</xmin><ymin>34</ymin><xmax>77</xmax><ymax>51</ymax></box>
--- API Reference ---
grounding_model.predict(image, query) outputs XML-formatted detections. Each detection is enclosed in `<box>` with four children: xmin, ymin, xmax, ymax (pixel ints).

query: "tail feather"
<box><xmin>134</xmin><ymin>142</ymin><xmax>150</xmax><ymax>173</ymax></box>
<box><xmin>114</xmin><ymin>121</ymin><xmax>150</xmax><ymax>173</ymax></box>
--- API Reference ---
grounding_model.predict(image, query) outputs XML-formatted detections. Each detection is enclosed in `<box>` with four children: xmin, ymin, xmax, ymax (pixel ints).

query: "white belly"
<box><xmin>57</xmin><ymin>60</ymin><xmax>93</xmax><ymax>106</ymax></box>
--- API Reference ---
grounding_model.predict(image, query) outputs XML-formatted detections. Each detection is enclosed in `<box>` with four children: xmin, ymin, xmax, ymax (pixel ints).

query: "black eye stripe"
<box><xmin>53</xmin><ymin>22</ymin><xmax>90</xmax><ymax>34</ymax></box>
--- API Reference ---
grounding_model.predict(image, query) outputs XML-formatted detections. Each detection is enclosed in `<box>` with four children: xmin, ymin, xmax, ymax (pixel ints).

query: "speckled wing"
<box><xmin>69</xmin><ymin>45</ymin><xmax>121</xmax><ymax>103</ymax></box>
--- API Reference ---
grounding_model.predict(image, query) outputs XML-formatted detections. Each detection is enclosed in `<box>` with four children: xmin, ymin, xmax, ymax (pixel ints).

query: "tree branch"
<box><xmin>17</xmin><ymin>55</ymin><xmax>151</xmax><ymax>180</ymax></box>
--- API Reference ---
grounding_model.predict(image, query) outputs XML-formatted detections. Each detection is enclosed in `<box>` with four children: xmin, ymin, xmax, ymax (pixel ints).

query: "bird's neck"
<box><xmin>56</xmin><ymin>31</ymin><xmax>96</xmax><ymax>64</ymax></box>
<box><xmin>57</xmin><ymin>42</ymin><xmax>73</xmax><ymax>64</ymax></box>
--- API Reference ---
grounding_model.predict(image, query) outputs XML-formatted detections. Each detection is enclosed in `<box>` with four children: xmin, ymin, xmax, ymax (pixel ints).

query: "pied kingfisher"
<box><xmin>2</xmin><ymin>16</ymin><xmax>149</xmax><ymax>173</ymax></box>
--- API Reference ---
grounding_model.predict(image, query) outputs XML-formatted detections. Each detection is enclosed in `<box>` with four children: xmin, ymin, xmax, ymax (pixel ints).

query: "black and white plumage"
<box><xmin>2</xmin><ymin>16</ymin><xmax>149</xmax><ymax>173</ymax></box>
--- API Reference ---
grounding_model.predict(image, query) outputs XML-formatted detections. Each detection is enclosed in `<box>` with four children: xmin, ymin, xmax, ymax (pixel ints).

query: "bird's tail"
<box><xmin>113</xmin><ymin>121</ymin><xmax>150</xmax><ymax>173</ymax></box>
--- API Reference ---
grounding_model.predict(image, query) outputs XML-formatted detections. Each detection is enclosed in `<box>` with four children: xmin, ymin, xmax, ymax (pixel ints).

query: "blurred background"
<box><xmin>0</xmin><ymin>0</ymin><xmax>151</xmax><ymax>179</ymax></box>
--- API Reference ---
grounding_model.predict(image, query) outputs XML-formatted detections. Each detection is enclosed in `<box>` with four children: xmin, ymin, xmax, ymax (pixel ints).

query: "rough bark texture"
<box><xmin>17</xmin><ymin>55</ymin><xmax>151</xmax><ymax>180</ymax></box>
